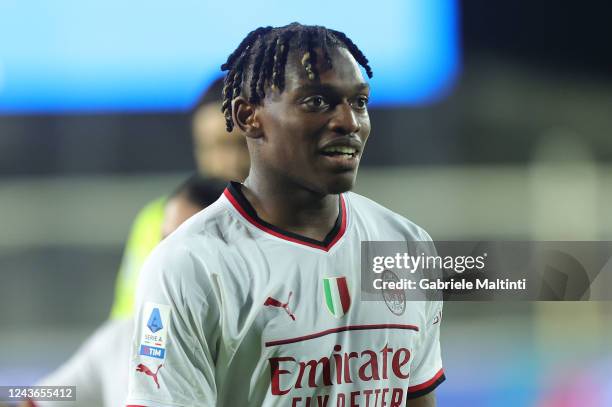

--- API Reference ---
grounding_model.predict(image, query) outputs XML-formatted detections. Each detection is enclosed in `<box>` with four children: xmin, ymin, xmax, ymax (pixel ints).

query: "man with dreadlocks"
<box><xmin>127</xmin><ymin>23</ymin><xmax>444</xmax><ymax>407</ymax></box>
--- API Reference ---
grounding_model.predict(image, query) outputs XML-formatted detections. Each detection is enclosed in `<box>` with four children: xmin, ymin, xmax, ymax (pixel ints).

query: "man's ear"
<box><xmin>232</xmin><ymin>96</ymin><xmax>263</xmax><ymax>139</ymax></box>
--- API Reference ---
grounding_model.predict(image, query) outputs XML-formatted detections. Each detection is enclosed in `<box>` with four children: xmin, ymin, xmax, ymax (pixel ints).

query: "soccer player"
<box><xmin>127</xmin><ymin>23</ymin><xmax>444</xmax><ymax>407</ymax></box>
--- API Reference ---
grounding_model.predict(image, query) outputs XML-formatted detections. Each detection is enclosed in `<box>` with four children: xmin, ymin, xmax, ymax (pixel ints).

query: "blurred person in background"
<box><xmin>109</xmin><ymin>77</ymin><xmax>249</xmax><ymax>320</ymax></box>
<box><xmin>19</xmin><ymin>176</ymin><xmax>226</xmax><ymax>407</ymax></box>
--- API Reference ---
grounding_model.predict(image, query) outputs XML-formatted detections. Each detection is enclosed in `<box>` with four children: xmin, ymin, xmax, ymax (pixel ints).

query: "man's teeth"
<box><xmin>322</xmin><ymin>146</ymin><xmax>357</xmax><ymax>155</ymax></box>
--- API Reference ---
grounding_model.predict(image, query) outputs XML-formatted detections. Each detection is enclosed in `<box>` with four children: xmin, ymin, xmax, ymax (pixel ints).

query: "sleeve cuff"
<box><xmin>406</xmin><ymin>368</ymin><xmax>446</xmax><ymax>399</ymax></box>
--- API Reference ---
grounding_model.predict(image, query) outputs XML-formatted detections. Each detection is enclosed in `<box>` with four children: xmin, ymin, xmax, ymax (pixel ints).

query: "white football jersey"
<box><xmin>35</xmin><ymin>318</ymin><xmax>131</xmax><ymax>407</ymax></box>
<box><xmin>127</xmin><ymin>182</ymin><xmax>444</xmax><ymax>407</ymax></box>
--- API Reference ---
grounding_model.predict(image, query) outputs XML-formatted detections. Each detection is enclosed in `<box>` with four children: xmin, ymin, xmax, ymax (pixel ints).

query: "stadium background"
<box><xmin>1</xmin><ymin>1</ymin><xmax>611</xmax><ymax>405</ymax></box>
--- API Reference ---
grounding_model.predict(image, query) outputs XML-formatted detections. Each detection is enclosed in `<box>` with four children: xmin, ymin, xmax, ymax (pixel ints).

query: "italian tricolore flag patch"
<box><xmin>323</xmin><ymin>276</ymin><xmax>351</xmax><ymax>318</ymax></box>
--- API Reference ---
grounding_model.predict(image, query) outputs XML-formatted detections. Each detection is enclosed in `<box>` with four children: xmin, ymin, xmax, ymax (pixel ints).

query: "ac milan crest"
<box><xmin>381</xmin><ymin>270</ymin><xmax>406</xmax><ymax>316</ymax></box>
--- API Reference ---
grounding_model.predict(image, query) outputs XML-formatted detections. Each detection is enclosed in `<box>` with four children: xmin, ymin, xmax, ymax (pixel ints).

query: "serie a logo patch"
<box><xmin>139</xmin><ymin>302</ymin><xmax>171</xmax><ymax>360</ymax></box>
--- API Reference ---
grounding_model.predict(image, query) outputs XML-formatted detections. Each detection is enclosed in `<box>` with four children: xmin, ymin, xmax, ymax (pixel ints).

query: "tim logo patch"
<box><xmin>139</xmin><ymin>344</ymin><xmax>166</xmax><ymax>359</ymax></box>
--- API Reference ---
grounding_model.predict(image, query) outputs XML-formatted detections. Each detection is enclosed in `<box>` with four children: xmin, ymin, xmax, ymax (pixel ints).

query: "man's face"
<box><xmin>253</xmin><ymin>46</ymin><xmax>371</xmax><ymax>195</ymax></box>
<box><xmin>192</xmin><ymin>103</ymin><xmax>250</xmax><ymax>181</ymax></box>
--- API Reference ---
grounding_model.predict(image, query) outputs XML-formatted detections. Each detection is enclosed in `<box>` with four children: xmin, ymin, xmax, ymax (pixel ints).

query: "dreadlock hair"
<box><xmin>220</xmin><ymin>22</ymin><xmax>373</xmax><ymax>132</ymax></box>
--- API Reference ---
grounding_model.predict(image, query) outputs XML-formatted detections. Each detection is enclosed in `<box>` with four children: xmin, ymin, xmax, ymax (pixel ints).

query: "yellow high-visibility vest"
<box><xmin>109</xmin><ymin>196</ymin><xmax>166</xmax><ymax>319</ymax></box>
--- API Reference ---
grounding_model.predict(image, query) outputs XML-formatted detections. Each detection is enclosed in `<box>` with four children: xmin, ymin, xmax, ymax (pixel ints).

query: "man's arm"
<box><xmin>18</xmin><ymin>322</ymin><xmax>112</xmax><ymax>407</ymax></box>
<box><xmin>406</xmin><ymin>299</ymin><xmax>445</xmax><ymax>401</ymax></box>
<box><xmin>408</xmin><ymin>391</ymin><xmax>436</xmax><ymax>407</ymax></box>
<box><xmin>126</xmin><ymin>242</ymin><xmax>219</xmax><ymax>406</ymax></box>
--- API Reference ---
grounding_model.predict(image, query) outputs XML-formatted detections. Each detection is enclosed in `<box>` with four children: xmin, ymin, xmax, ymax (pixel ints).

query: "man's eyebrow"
<box><xmin>293</xmin><ymin>83</ymin><xmax>370</xmax><ymax>94</ymax></box>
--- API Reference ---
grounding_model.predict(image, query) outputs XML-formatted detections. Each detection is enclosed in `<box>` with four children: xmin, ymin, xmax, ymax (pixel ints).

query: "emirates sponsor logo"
<box><xmin>269</xmin><ymin>344</ymin><xmax>414</xmax><ymax>406</ymax></box>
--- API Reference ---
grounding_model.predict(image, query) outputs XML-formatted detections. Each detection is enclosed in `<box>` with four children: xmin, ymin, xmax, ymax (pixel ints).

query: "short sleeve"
<box><xmin>126</xmin><ymin>242</ymin><xmax>220</xmax><ymax>407</ymax></box>
<box><xmin>34</xmin><ymin>326</ymin><xmax>105</xmax><ymax>406</ymax></box>
<box><xmin>35</xmin><ymin>319</ymin><xmax>131</xmax><ymax>406</ymax></box>
<box><xmin>407</xmin><ymin>300</ymin><xmax>445</xmax><ymax>399</ymax></box>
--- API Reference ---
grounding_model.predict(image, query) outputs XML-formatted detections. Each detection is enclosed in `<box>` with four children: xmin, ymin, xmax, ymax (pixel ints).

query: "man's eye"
<box><xmin>304</xmin><ymin>96</ymin><xmax>328</xmax><ymax>109</ymax></box>
<box><xmin>352</xmin><ymin>96</ymin><xmax>369</xmax><ymax>110</ymax></box>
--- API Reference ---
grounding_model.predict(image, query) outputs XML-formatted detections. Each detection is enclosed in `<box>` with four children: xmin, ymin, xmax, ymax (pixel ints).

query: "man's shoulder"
<box><xmin>169</xmin><ymin>197</ymin><xmax>234</xmax><ymax>246</ymax></box>
<box><xmin>345</xmin><ymin>191</ymin><xmax>432</xmax><ymax>241</ymax></box>
<box><xmin>142</xmin><ymin>198</ymin><xmax>236</xmax><ymax>277</ymax></box>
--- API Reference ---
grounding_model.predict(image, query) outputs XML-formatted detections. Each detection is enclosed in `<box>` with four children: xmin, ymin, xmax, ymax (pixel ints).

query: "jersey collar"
<box><xmin>223</xmin><ymin>181</ymin><xmax>347</xmax><ymax>251</ymax></box>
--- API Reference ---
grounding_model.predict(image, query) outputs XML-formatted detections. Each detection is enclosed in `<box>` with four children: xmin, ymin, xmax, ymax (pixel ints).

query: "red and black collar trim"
<box><xmin>223</xmin><ymin>181</ymin><xmax>347</xmax><ymax>251</ymax></box>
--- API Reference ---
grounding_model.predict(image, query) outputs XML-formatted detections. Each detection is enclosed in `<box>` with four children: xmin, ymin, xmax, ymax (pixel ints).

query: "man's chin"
<box><xmin>324</xmin><ymin>172</ymin><xmax>357</xmax><ymax>195</ymax></box>
<box><xmin>296</xmin><ymin>170</ymin><xmax>358</xmax><ymax>196</ymax></box>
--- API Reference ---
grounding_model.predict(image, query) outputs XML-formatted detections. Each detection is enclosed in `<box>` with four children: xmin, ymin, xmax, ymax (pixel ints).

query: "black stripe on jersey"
<box><xmin>405</xmin><ymin>370</ymin><xmax>446</xmax><ymax>399</ymax></box>
<box><xmin>226</xmin><ymin>181</ymin><xmax>344</xmax><ymax>249</ymax></box>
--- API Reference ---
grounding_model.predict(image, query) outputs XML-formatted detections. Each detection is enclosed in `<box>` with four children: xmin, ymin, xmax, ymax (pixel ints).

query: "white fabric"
<box><xmin>127</xmin><ymin>189</ymin><xmax>443</xmax><ymax>406</ymax></box>
<box><xmin>36</xmin><ymin>318</ymin><xmax>132</xmax><ymax>407</ymax></box>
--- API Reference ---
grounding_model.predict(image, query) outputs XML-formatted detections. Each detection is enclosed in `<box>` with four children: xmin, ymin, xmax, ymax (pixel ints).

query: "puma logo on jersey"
<box><xmin>136</xmin><ymin>363</ymin><xmax>163</xmax><ymax>389</ymax></box>
<box><xmin>264</xmin><ymin>291</ymin><xmax>296</xmax><ymax>321</ymax></box>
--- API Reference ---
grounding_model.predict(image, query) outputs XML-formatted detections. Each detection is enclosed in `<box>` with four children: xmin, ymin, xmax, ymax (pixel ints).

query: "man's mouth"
<box><xmin>320</xmin><ymin>145</ymin><xmax>358</xmax><ymax>159</ymax></box>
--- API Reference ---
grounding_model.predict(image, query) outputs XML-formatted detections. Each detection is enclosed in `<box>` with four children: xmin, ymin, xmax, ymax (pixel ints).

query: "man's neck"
<box><xmin>241</xmin><ymin>175</ymin><xmax>340</xmax><ymax>242</ymax></box>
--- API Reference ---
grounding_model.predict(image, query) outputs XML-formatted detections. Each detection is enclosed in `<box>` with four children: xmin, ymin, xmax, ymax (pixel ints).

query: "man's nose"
<box><xmin>329</xmin><ymin>102</ymin><xmax>360</xmax><ymax>134</ymax></box>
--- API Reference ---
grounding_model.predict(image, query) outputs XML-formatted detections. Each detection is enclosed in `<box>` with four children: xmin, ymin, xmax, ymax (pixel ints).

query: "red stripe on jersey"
<box><xmin>408</xmin><ymin>368</ymin><xmax>445</xmax><ymax>392</ymax></box>
<box><xmin>223</xmin><ymin>188</ymin><xmax>347</xmax><ymax>252</ymax></box>
<box><xmin>265</xmin><ymin>323</ymin><xmax>419</xmax><ymax>347</ymax></box>
<box><xmin>337</xmin><ymin>276</ymin><xmax>351</xmax><ymax>313</ymax></box>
